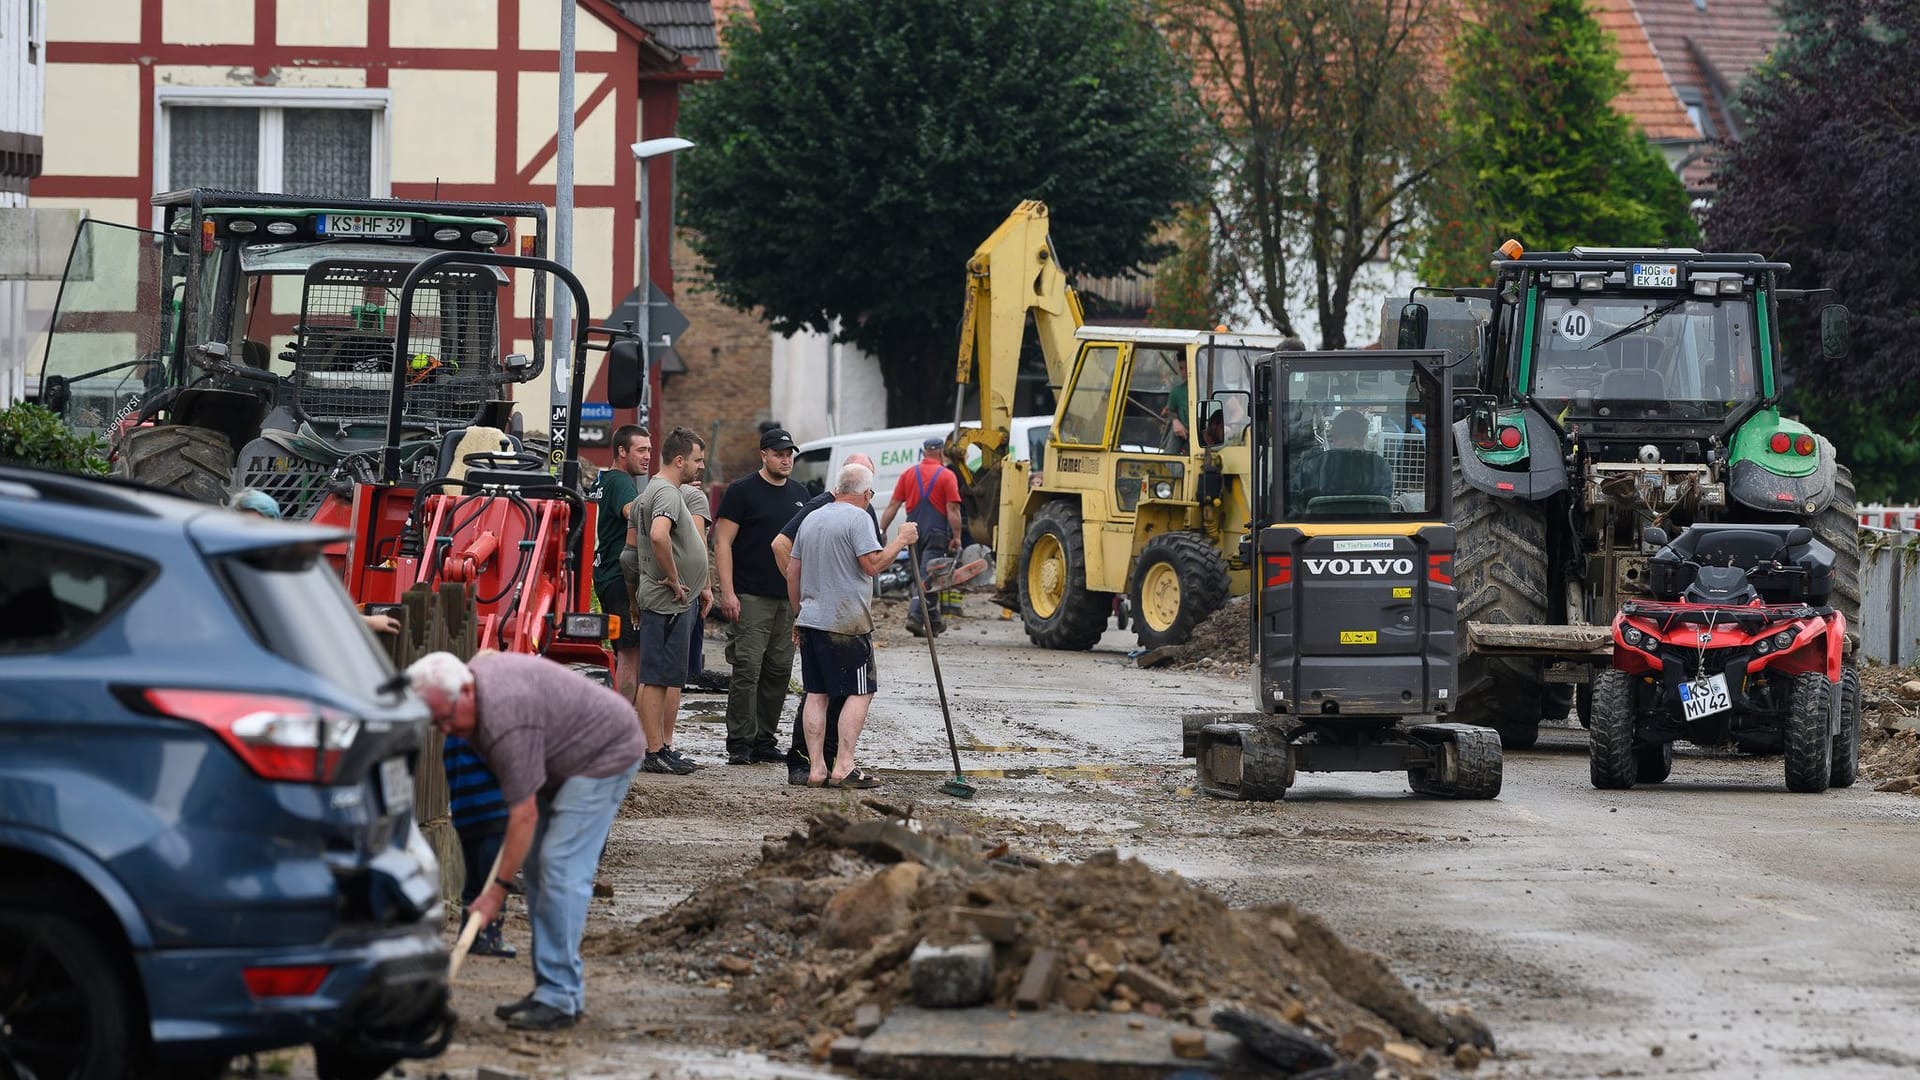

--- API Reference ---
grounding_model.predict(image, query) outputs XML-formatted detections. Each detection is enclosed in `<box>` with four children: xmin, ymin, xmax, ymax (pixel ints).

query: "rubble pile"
<box><xmin>1147</xmin><ymin>595</ymin><xmax>1253</xmax><ymax>674</ymax></box>
<box><xmin>592</xmin><ymin>804</ymin><xmax>1492</xmax><ymax>1076</ymax></box>
<box><xmin>1860</xmin><ymin>666</ymin><xmax>1920</xmax><ymax>795</ymax></box>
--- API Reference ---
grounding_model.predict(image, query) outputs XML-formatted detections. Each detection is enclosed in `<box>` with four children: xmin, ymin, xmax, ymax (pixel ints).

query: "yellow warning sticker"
<box><xmin>1340</xmin><ymin>630</ymin><xmax>1378</xmax><ymax>645</ymax></box>
<box><xmin>1392</xmin><ymin>586</ymin><xmax>1412</xmax><ymax>599</ymax></box>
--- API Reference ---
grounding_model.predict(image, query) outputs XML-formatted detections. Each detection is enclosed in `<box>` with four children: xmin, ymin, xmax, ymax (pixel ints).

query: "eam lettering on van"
<box><xmin>879</xmin><ymin>447</ymin><xmax>919</xmax><ymax>469</ymax></box>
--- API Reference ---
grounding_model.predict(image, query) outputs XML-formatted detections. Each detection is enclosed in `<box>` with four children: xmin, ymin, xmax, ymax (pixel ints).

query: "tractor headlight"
<box><xmin>1550</xmin><ymin>271</ymin><xmax>1576</xmax><ymax>289</ymax></box>
<box><xmin>470</xmin><ymin>228</ymin><xmax>502</xmax><ymax>246</ymax></box>
<box><xmin>433</xmin><ymin>227</ymin><xmax>462</xmax><ymax>242</ymax></box>
<box><xmin>551</xmin><ymin>612</ymin><xmax>613</xmax><ymax>642</ymax></box>
<box><xmin>1152</xmin><ymin>480</ymin><xmax>1175</xmax><ymax>500</ymax></box>
<box><xmin>265</xmin><ymin>220</ymin><xmax>298</xmax><ymax>236</ymax></box>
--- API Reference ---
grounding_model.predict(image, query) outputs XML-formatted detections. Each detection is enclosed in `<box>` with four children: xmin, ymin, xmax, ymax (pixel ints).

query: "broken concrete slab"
<box><xmin>853</xmin><ymin>1002</ymin><xmax>884</xmax><ymax>1036</ymax></box>
<box><xmin>949</xmin><ymin>905</ymin><xmax>1021</xmax><ymax>943</ymax></box>
<box><xmin>855</xmin><ymin>1007</ymin><xmax>1271</xmax><ymax>1079</ymax></box>
<box><xmin>909</xmin><ymin>941</ymin><xmax>993</xmax><ymax>1008</ymax></box>
<box><xmin>1014</xmin><ymin>948</ymin><xmax>1059</xmax><ymax>1011</ymax></box>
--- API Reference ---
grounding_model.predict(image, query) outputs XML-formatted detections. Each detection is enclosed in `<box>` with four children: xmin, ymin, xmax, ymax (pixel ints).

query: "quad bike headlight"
<box><xmin>1756</xmin><ymin>639</ymin><xmax>1771</xmax><ymax>654</ymax></box>
<box><xmin>1773</xmin><ymin>629</ymin><xmax>1796</xmax><ymax>649</ymax></box>
<box><xmin>1621</xmin><ymin>626</ymin><xmax>1645</xmax><ymax>648</ymax></box>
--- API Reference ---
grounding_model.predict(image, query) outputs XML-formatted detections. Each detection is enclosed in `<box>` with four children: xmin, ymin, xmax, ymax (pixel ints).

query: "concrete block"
<box><xmin>854</xmin><ymin>1002</ymin><xmax>885</xmax><ymax>1036</ymax></box>
<box><xmin>1115</xmin><ymin>963</ymin><xmax>1182</xmax><ymax>1008</ymax></box>
<box><xmin>950</xmin><ymin>905</ymin><xmax>1021</xmax><ymax>943</ymax></box>
<box><xmin>910</xmin><ymin>941</ymin><xmax>994</xmax><ymax>1008</ymax></box>
<box><xmin>830</xmin><ymin>1035</ymin><xmax>863</xmax><ymax>1066</ymax></box>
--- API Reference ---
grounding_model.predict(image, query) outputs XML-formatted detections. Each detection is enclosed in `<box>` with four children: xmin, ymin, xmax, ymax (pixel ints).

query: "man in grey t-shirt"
<box><xmin>787</xmin><ymin>462</ymin><xmax>917</xmax><ymax>788</ymax></box>
<box><xmin>406</xmin><ymin>650</ymin><xmax>642</xmax><ymax>1031</ymax></box>
<box><xmin>630</xmin><ymin>427</ymin><xmax>711</xmax><ymax>776</ymax></box>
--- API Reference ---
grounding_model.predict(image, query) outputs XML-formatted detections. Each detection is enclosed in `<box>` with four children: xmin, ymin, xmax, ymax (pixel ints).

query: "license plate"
<box><xmin>1677</xmin><ymin>673</ymin><xmax>1731</xmax><ymax>721</ymax></box>
<box><xmin>1631</xmin><ymin>262</ymin><xmax>1678</xmax><ymax>288</ymax></box>
<box><xmin>378</xmin><ymin>757</ymin><xmax>414</xmax><ymax>815</ymax></box>
<box><xmin>321</xmin><ymin>214</ymin><xmax>410</xmax><ymax>238</ymax></box>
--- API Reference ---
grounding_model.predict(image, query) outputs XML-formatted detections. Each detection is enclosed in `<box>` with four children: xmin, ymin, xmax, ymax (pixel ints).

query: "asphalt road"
<box><xmin>848</xmin><ymin>602</ymin><xmax>1920</xmax><ymax>1079</ymax></box>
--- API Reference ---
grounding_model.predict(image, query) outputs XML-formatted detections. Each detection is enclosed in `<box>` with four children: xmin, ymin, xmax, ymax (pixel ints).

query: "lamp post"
<box><xmin>629</xmin><ymin>138</ymin><xmax>694</xmax><ymax>423</ymax></box>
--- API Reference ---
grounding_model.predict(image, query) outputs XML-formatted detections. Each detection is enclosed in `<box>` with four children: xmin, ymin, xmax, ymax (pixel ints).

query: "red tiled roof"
<box><xmin>1631</xmin><ymin>0</ymin><xmax>1784</xmax><ymax>141</ymax></box>
<box><xmin>1591</xmin><ymin>0</ymin><xmax>1700</xmax><ymax>141</ymax></box>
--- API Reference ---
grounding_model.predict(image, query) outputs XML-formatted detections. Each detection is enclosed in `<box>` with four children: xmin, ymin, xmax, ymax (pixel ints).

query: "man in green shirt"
<box><xmin>590</xmin><ymin>425</ymin><xmax>650</xmax><ymax>705</ymax></box>
<box><xmin>1162</xmin><ymin>354</ymin><xmax>1190</xmax><ymax>451</ymax></box>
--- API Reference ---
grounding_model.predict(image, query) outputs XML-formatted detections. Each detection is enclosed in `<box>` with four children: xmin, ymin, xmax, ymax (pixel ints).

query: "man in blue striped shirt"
<box><xmin>444</xmin><ymin>733</ymin><xmax>515</xmax><ymax>958</ymax></box>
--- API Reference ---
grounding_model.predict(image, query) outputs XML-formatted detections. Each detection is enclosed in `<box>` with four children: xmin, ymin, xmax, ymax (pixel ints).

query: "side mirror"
<box><xmin>1785</xmin><ymin>525</ymin><xmax>1814</xmax><ymax>548</ymax></box>
<box><xmin>1397</xmin><ymin>302</ymin><xmax>1429</xmax><ymax>349</ymax></box>
<box><xmin>1642</xmin><ymin>526</ymin><xmax>1669</xmax><ymax>548</ymax></box>
<box><xmin>605</xmin><ymin>339</ymin><xmax>644</xmax><ymax>410</ymax></box>
<box><xmin>1819</xmin><ymin>304</ymin><xmax>1850</xmax><ymax>361</ymax></box>
<box><xmin>1468</xmin><ymin>399</ymin><xmax>1496</xmax><ymax>448</ymax></box>
<box><xmin>40</xmin><ymin>375</ymin><xmax>70</xmax><ymax>414</ymax></box>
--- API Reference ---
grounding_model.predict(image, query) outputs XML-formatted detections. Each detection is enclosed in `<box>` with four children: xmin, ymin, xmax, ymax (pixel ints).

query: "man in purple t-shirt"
<box><xmin>407</xmin><ymin>651</ymin><xmax>643</xmax><ymax>1031</ymax></box>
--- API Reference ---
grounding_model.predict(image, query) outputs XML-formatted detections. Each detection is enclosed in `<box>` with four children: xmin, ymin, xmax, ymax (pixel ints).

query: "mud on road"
<box><xmin>425</xmin><ymin>598</ymin><xmax>1920</xmax><ymax>1078</ymax></box>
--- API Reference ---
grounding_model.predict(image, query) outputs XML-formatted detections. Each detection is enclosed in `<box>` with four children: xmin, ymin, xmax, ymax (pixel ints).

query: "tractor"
<box><xmin>1397</xmin><ymin>242</ymin><xmax>1858</xmax><ymax>748</ymax></box>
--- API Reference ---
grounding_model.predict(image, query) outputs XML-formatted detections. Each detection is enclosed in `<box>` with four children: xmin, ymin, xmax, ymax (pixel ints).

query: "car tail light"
<box><xmin>141</xmin><ymin>689</ymin><xmax>359</xmax><ymax>783</ymax></box>
<box><xmin>1769</xmin><ymin>432</ymin><xmax>1791</xmax><ymax>454</ymax></box>
<box><xmin>1498</xmin><ymin>426</ymin><xmax>1522</xmax><ymax>449</ymax></box>
<box><xmin>1427</xmin><ymin>554</ymin><xmax>1452</xmax><ymax>585</ymax></box>
<box><xmin>243</xmin><ymin>964</ymin><xmax>331</xmax><ymax>998</ymax></box>
<box><xmin>1264</xmin><ymin>555</ymin><xmax>1291</xmax><ymax>587</ymax></box>
<box><xmin>1794</xmin><ymin>434</ymin><xmax>1816</xmax><ymax>456</ymax></box>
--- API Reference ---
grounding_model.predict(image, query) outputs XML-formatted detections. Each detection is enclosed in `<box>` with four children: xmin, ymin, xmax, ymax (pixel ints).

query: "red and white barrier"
<box><xmin>1858</xmin><ymin>505</ymin><xmax>1920</xmax><ymax>531</ymax></box>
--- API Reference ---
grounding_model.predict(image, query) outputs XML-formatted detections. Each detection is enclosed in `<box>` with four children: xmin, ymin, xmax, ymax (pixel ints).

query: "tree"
<box><xmin>1420</xmin><ymin>0</ymin><xmax>1697</xmax><ymax>286</ymax></box>
<box><xmin>1155</xmin><ymin>0</ymin><xmax>1455</xmax><ymax>347</ymax></box>
<box><xmin>680</xmin><ymin>0</ymin><xmax>1204</xmax><ymax>423</ymax></box>
<box><xmin>1704</xmin><ymin>0</ymin><xmax>1920</xmax><ymax>500</ymax></box>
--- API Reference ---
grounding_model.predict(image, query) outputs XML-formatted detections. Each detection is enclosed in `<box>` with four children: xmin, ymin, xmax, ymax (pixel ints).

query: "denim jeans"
<box><xmin>522</xmin><ymin>761</ymin><xmax>641</xmax><ymax>1015</ymax></box>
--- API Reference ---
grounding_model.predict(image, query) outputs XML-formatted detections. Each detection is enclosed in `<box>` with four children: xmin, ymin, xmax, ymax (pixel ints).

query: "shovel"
<box><xmin>448</xmin><ymin>843</ymin><xmax>506</xmax><ymax>981</ymax></box>
<box><xmin>908</xmin><ymin>551</ymin><xmax>976</xmax><ymax>799</ymax></box>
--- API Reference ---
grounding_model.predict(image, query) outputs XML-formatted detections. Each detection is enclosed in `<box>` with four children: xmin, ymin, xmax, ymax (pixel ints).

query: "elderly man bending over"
<box><xmin>406</xmin><ymin>651</ymin><xmax>644</xmax><ymax>1031</ymax></box>
<box><xmin>787</xmin><ymin>462</ymin><xmax>917</xmax><ymax>788</ymax></box>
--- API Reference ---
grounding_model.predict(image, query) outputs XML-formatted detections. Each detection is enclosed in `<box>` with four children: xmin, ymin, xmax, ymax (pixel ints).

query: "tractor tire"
<box><xmin>1784</xmin><ymin>671</ymin><xmax>1833</xmax><ymax>793</ymax></box>
<box><xmin>1019</xmin><ymin>501</ymin><xmax>1113</xmax><ymax>652</ymax></box>
<box><xmin>1812</xmin><ymin>462</ymin><xmax>1861</xmax><ymax>624</ymax></box>
<box><xmin>1635</xmin><ymin>741</ymin><xmax>1674</xmax><ymax>784</ymax></box>
<box><xmin>1588</xmin><ymin>668</ymin><xmax>1639</xmax><ymax>790</ymax></box>
<box><xmin>112</xmin><ymin>424</ymin><xmax>236</xmax><ymax>504</ymax></box>
<box><xmin>1453</xmin><ymin>461</ymin><xmax>1552</xmax><ymax>749</ymax></box>
<box><xmin>1130</xmin><ymin>531</ymin><xmax>1230</xmax><ymax>649</ymax></box>
<box><xmin>1830</xmin><ymin>665</ymin><xmax>1861</xmax><ymax>789</ymax></box>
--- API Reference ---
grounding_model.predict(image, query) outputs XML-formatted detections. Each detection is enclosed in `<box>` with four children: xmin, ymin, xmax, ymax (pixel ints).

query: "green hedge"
<box><xmin>0</xmin><ymin>401</ymin><xmax>109</xmax><ymax>475</ymax></box>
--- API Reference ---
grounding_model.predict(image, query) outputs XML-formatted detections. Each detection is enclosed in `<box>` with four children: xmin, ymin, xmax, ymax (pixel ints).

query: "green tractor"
<box><xmin>1399</xmin><ymin>243</ymin><xmax>1858</xmax><ymax>749</ymax></box>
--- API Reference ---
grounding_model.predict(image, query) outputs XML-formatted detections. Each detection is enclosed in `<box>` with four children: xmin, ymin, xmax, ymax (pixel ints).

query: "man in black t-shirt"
<box><xmin>713</xmin><ymin>428</ymin><xmax>812</xmax><ymax>764</ymax></box>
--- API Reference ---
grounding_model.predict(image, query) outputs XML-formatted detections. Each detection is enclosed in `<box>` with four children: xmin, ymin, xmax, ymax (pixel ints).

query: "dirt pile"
<box><xmin>1160</xmin><ymin>595</ymin><xmax>1253</xmax><ymax>673</ymax></box>
<box><xmin>590</xmin><ymin>803</ymin><xmax>1491</xmax><ymax>1075</ymax></box>
<box><xmin>1860</xmin><ymin>665</ymin><xmax>1920</xmax><ymax>795</ymax></box>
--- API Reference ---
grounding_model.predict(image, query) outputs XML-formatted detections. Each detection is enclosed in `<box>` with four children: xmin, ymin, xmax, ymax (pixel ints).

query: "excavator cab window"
<box><xmin>1057</xmin><ymin>344</ymin><xmax>1121</xmax><ymax>446</ymax></box>
<box><xmin>1116</xmin><ymin>345</ymin><xmax>1185</xmax><ymax>454</ymax></box>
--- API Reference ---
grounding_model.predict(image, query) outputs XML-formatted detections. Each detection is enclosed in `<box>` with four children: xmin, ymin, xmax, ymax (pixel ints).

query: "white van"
<box><xmin>793</xmin><ymin>416</ymin><xmax>1053</xmax><ymax>536</ymax></box>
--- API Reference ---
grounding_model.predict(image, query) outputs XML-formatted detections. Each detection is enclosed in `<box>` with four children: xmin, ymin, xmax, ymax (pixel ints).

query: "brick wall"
<box><xmin>665</xmin><ymin>233</ymin><xmax>774</xmax><ymax>483</ymax></box>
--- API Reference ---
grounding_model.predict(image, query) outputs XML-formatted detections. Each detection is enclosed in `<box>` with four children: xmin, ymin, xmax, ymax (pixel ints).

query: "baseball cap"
<box><xmin>760</xmin><ymin>428</ymin><xmax>798</xmax><ymax>451</ymax></box>
<box><xmin>922</xmin><ymin>436</ymin><xmax>945</xmax><ymax>450</ymax></box>
<box><xmin>230</xmin><ymin>489</ymin><xmax>282</xmax><ymax>518</ymax></box>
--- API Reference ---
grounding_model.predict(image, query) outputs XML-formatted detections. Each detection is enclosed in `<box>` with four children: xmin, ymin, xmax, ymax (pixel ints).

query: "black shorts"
<box><xmin>797</xmin><ymin>628</ymin><xmax>878</xmax><ymax>697</ymax></box>
<box><xmin>638</xmin><ymin>608</ymin><xmax>696</xmax><ymax>687</ymax></box>
<box><xmin>594</xmin><ymin>575</ymin><xmax>640</xmax><ymax>649</ymax></box>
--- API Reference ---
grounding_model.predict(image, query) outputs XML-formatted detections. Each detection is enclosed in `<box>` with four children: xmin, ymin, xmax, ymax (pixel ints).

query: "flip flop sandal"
<box><xmin>828</xmin><ymin>769</ymin><xmax>880</xmax><ymax>790</ymax></box>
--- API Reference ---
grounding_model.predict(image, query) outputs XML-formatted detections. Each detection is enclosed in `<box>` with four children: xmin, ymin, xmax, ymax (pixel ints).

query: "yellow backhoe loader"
<box><xmin>952</xmin><ymin>201</ymin><xmax>1296</xmax><ymax>649</ymax></box>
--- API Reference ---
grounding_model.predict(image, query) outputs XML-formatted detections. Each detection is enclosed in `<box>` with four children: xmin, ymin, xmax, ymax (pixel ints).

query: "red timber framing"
<box><xmin>34</xmin><ymin>0</ymin><xmax>713</xmax><ymax>466</ymax></box>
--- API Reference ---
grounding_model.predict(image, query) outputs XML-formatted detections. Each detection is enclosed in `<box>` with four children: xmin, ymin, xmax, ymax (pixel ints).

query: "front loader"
<box><xmin>953</xmin><ymin>201</ymin><xmax>1285</xmax><ymax>650</ymax></box>
<box><xmin>1181</xmin><ymin>348</ymin><xmax>1500</xmax><ymax>801</ymax></box>
<box><xmin>1398</xmin><ymin>242</ymin><xmax>1859</xmax><ymax>749</ymax></box>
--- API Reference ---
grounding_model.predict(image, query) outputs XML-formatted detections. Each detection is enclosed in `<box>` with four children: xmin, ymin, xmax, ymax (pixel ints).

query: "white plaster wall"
<box><xmin>771</xmin><ymin>328</ymin><xmax>888</xmax><ymax>444</ymax></box>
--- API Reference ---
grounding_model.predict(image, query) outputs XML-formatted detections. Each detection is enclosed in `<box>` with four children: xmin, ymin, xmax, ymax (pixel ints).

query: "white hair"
<box><xmin>834</xmin><ymin>462</ymin><xmax>875</xmax><ymax>496</ymax></box>
<box><xmin>406</xmin><ymin>651</ymin><xmax>472</xmax><ymax>704</ymax></box>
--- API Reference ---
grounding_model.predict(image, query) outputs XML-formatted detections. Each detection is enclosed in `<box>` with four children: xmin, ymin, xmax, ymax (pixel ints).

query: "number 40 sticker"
<box><xmin>1560</xmin><ymin>309</ymin><xmax>1591</xmax><ymax>343</ymax></box>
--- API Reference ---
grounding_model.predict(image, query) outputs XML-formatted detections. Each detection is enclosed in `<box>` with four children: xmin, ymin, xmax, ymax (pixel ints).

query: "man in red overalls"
<box><xmin>879</xmin><ymin>437</ymin><xmax>963</xmax><ymax>637</ymax></box>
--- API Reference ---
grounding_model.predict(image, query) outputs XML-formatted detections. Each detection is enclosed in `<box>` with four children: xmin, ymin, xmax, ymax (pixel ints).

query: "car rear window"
<box><xmin>219</xmin><ymin>547</ymin><xmax>395</xmax><ymax>695</ymax></box>
<box><xmin>0</xmin><ymin>534</ymin><xmax>154</xmax><ymax>652</ymax></box>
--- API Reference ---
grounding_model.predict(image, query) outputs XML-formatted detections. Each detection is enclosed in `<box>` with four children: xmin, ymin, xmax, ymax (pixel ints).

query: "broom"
<box><xmin>448</xmin><ymin>843</ymin><xmax>506</xmax><ymax>980</ymax></box>
<box><xmin>908</xmin><ymin>551</ymin><xmax>976</xmax><ymax>799</ymax></box>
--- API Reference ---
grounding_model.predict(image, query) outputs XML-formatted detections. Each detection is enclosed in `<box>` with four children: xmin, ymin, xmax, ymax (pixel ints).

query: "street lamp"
<box><xmin>630</xmin><ymin>138</ymin><xmax>695</xmax><ymax>422</ymax></box>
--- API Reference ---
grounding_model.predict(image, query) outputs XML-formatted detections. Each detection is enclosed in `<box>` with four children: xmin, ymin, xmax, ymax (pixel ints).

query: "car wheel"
<box><xmin>0</xmin><ymin>905</ymin><xmax>133</xmax><ymax>1080</ymax></box>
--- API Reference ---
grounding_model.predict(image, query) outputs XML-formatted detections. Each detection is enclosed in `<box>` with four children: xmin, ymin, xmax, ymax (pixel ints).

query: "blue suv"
<box><xmin>0</xmin><ymin>466</ymin><xmax>450</xmax><ymax>1080</ymax></box>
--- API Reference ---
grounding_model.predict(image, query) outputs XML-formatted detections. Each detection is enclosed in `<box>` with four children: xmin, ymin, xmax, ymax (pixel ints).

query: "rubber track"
<box><xmin>1409</xmin><ymin>723</ymin><xmax>1503</xmax><ymax>799</ymax></box>
<box><xmin>1588</xmin><ymin>669</ymin><xmax>1639</xmax><ymax>789</ymax></box>
<box><xmin>1784</xmin><ymin>671</ymin><xmax>1832</xmax><ymax>793</ymax></box>
<box><xmin>1020</xmin><ymin>501</ymin><xmax>1113</xmax><ymax>651</ymax></box>
<box><xmin>1131</xmin><ymin>530</ymin><xmax>1230</xmax><ymax>649</ymax></box>
<box><xmin>1453</xmin><ymin>461</ymin><xmax>1550</xmax><ymax>749</ymax></box>
<box><xmin>113</xmin><ymin>424</ymin><xmax>235</xmax><ymax>504</ymax></box>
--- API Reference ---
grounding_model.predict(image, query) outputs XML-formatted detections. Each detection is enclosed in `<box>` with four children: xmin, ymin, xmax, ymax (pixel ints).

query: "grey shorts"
<box><xmin>638</xmin><ymin>608</ymin><xmax>695</xmax><ymax>687</ymax></box>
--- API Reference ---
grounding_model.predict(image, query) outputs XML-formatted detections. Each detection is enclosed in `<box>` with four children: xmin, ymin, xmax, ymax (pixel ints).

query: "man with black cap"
<box><xmin>713</xmin><ymin>427</ymin><xmax>811</xmax><ymax>764</ymax></box>
<box><xmin>880</xmin><ymin>436</ymin><xmax>963</xmax><ymax>636</ymax></box>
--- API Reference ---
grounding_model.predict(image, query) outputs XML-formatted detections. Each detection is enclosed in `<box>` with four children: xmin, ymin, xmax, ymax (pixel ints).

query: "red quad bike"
<box><xmin>1591</xmin><ymin>522</ymin><xmax>1859</xmax><ymax>792</ymax></box>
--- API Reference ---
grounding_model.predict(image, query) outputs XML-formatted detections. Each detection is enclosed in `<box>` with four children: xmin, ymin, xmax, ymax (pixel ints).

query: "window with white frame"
<box><xmin>157</xmin><ymin>89</ymin><xmax>391</xmax><ymax>199</ymax></box>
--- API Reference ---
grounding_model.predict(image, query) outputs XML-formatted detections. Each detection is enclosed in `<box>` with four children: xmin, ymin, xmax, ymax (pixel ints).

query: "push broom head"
<box><xmin>939</xmin><ymin>775</ymin><xmax>977</xmax><ymax>800</ymax></box>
